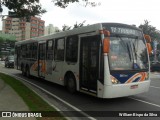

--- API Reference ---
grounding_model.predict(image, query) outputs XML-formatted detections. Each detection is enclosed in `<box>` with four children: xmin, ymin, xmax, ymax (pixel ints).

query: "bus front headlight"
<box><xmin>111</xmin><ymin>76</ymin><xmax>119</xmax><ymax>84</ymax></box>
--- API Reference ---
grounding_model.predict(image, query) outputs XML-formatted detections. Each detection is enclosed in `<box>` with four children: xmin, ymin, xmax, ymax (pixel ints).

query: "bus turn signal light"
<box><xmin>103</xmin><ymin>38</ymin><xmax>110</xmax><ymax>53</ymax></box>
<box><xmin>100</xmin><ymin>30</ymin><xmax>110</xmax><ymax>37</ymax></box>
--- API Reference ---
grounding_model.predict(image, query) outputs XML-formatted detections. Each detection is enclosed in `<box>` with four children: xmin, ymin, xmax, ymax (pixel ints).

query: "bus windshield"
<box><xmin>108</xmin><ymin>36</ymin><xmax>148</xmax><ymax>71</ymax></box>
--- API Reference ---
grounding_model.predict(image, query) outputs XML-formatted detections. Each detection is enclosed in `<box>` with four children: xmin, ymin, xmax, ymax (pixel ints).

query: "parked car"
<box><xmin>1</xmin><ymin>57</ymin><xmax>6</xmax><ymax>61</ymax></box>
<box><xmin>150</xmin><ymin>61</ymin><xmax>160</xmax><ymax>72</ymax></box>
<box><xmin>5</xmin><ymin>55</ymin><xmax>14</xmax><ymax>68</ymax></box>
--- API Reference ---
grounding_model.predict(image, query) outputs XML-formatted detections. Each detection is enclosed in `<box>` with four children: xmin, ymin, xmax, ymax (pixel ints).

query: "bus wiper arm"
<box><xmin>116</xmin><ymin>34</ymin><xmax>132</xmax><ymax>61</ymax></box>
<box><xmin>126</xmin><ymin>43</ymin><xmax>132</xmax><ymax>61</ymax></box>
<box><xmin>133</xmin><ymin>37</ymin><xmax>139</xmax><ymax>60</ymax></box>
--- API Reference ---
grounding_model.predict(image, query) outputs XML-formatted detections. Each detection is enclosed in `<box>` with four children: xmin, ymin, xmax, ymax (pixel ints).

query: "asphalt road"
<box><xmin>0</xmin><ymin>61</ymin><xmax>160</xmax><ymax>120</ymax></box>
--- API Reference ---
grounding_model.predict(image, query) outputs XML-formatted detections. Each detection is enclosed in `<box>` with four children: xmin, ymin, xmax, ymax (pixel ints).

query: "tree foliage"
<box><xmin>53</xmin><ymin>0</ymin><xmax>79</xmax><ymax>8</ymax></box>
<box><xmin>139</xmin><ymin>20</ymin><xmax>160</xmax><ymax>62</ymax></box>
<box><xmin>139</xmin><ymin>20</ymin><xmax>160</xmax><ymax>41</ymax></box>
<box><xmin>1</xmin><ymin>0</ymin><xmax>46</xmax><ymax>17</ymax></box>
<box><xmin>53</xmin><ymin>0</ymin><xmax>98</xmax><ymax>8</ymax></box>
<box><xmin>0</xmin><ymin>37</ymin><xmax>4</xmax><ymax>43</ymax></box>
<box><xmin>62</xmin><ymin>20</ymin><xmax>86</xmax><ymax>31</ymax></box>
<box><xmin>0</xmin><ymin>0</ymin><xmax>97</xmax><ymax>17</ymax></box>
<box><xmin>73</xmin><ymin>20</ymin><xmax>86</xmax><ymax>28</ymax></box>
<box><xmin>62</xmin><ymin>24</ymin><xmax>71</xmax><ymax>31</ymax></box>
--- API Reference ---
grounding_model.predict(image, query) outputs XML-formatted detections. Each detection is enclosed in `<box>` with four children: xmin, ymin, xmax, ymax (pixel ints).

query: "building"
<box><xmin>2</xmin><ymin>16</ymin><xmax>45</xmax><ymax>41</ymax></box>
<box><xmin>0</xmin><ymin>33</ymin><xmax>16</xmax><ymax>59</ymax></box>
<box><xmin>45</xmin><ymin>24</ymin><xmax>60</xmax><ymax>35</ymax></box>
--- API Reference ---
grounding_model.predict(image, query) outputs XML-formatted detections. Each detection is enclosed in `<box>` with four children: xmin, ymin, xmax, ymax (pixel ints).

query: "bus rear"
<box><xmin>99</xmin><ymin>23</ymin><xmax>151</xmax><ymax>98</ymax></box>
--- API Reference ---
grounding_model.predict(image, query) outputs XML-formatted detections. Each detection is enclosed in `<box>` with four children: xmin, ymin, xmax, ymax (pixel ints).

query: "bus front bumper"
<box><xmin>102</xmin><ymin>80</ymin><xmax>150</xmax><ymax>98</ymax></box>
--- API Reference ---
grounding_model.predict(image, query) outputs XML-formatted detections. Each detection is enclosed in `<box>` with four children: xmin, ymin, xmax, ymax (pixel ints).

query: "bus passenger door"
<box><xmin>38</xmin><ymin>43</ymin><xmax>46</xmax><ymax>78</ymax></box>
<box><xmin>15</xmin><ymin>46</ymin><xmax>21</xmax><ymax>70</ymax></box>
<box><xmin>79</xmin><ymin>35</ymin><xmax>100</xmax><ymax>93</ymax></box>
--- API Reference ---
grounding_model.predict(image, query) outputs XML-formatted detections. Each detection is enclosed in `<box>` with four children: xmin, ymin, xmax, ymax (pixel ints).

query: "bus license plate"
<box><xmin>130</xmin><ymin>85</ymin><xmax>138</xmax><ymax>89</ymax></box>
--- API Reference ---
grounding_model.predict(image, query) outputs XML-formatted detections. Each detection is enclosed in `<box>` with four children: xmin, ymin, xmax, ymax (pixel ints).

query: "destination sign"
<box><xmin>102</xmin><ymin>23</ymin><xmax>143</xmax><ymax>37</ymax></box>
<box><xmin>111</xmin><ymin>27</ymin><xmax>135</xmax><ymax>34</ymax></box>
<box><xmin>110</xmin><ymin>27</ymin><xmax>142</xmax><ymax>37</ymax></box>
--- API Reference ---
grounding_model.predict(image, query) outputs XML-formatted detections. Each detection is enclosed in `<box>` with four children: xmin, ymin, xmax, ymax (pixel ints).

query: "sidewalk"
<box><xmin>0</xmin><ymin>79</ymin><xmax>35</xmax><ymax>120</ymax></box>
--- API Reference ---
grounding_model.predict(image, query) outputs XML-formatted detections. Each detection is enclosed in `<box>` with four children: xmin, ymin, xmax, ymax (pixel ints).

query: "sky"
<box><xmin>0</xmin><ymin>0</ymin><xmax>160</xmax><ymax>30</ymax></box>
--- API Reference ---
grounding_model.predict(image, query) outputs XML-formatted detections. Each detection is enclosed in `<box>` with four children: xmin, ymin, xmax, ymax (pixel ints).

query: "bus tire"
<box><xmin>66</xmin><ymin>74</ymin><xmax>76</xmax><ymax>93</ymax></box>
<box><xmin>26</xmin><ymin>66</ymin><xmax>30</xmax><ymax>78</ymax></box>
<box><xmin>22</xmin><ymin>65</ymin><xmax>26</xmax><ymax>76</ymax></box>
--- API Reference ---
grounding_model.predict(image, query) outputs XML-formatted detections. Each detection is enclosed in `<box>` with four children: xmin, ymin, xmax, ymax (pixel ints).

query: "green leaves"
<box><xmin>52</xmin><ymin>0</ymin><xmax>98</xmax><ymax>8</ymax></box>
<box><xmin>53</xmin><ymin>0</ymin><xmax>79</xmax><ymax>8</ymax></box>
<box><xmin>1</xmin><ymin>0</ymin><xmax>98</xmax><ymax>17</ymax></box>
<box><xmin>139</xmin><ymin>20</ymin><xmax>160</xmax><ymax>41</ymax></box>
<box><xmin>1</xmin><ymin>0</ymin><xmax>46</xmax><ymax>17</ymax></box>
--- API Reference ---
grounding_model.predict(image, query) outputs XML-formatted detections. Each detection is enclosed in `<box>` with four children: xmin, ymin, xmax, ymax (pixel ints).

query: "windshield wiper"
<box><xmin>116</xmin><ymin>34</ymin><xmax>132</xmax><ymax>61</ymax></box>
<box><xmin>126</xmin><ymin>43</ymin><xmax>132</xmax><ymax>61</ymax></box>
<box><xmin>132</xmin><ymin>37</ymin><xmax>139</xmax><ymax>60</ymax></box>
<box><xmin>116</xmin><ymin>35</ymin><xmax>142</xmax><ymax>69</ymax></box>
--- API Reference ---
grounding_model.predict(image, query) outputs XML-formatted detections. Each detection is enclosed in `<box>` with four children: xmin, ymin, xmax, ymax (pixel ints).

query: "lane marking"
<box><xmin>128</xmin><ymin>86</ymin><xmax>160</xmax><ymax>108</ymax></box>
<box><xmin>25</xmin><ymin>86</ymin><xmax>72</xmax><ymax>120</ymax></box>
<box><xmin>0</xmin><ymin>71</ymin><xmax>96</xmax><ymax>120</ymax></box>
<box><xmin>128</xmin><ymin>97</ymin><xmax>160</xmax><ymax>108</ymax></box>
<box><xmin>150</xmin><ymin>86</ymin><xmax>160</xmax><ymax>89</ymax></box>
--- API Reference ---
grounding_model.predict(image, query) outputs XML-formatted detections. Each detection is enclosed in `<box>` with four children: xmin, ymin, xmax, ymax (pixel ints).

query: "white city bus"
<box><xmin>14</xmin><ymin>23</ymin><xmax>152</xmax><ymax>98</ymax></box>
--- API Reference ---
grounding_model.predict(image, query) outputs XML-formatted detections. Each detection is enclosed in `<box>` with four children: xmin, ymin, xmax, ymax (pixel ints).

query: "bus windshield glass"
<box><xmin>108</xmin><ymin>36</ymin><xmax>148</xmax><ymax>71</ymax></box>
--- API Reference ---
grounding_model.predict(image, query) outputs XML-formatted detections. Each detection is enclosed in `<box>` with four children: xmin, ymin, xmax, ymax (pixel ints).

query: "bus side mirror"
<box><xmin>146</xmin><ymin>43</ymin><xmax>152</xmax><ymax>55</ymax></box>
<box><xmin>103</xmin><ymin>38</ymin><xmax>110</xmax><ymax>53</ymax></box>
<box><xmin>144</xmin><ymin>35</ymin><xmax>151</xmax><ymax>43</ymax></box>
<box><xmin>104</xmin><ymin>30</ymin><xmax>110</xmax><ymax>37</ymax></box>
<box><xmin>144</xmin><ymin>34</ymin><xmax>152</xmax><ymax>55</ymax></box>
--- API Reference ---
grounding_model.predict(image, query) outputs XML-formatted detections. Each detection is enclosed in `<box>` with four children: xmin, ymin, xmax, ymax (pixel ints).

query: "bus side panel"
<box><xmin>30</xmin><ymin>60</ymin><xmax>39</xmax><ymax>77</ymax></box>
<box><xmin>97</xmin><ymin>80</ymin><xmax>104</xmax><ymax>98</ymax></box>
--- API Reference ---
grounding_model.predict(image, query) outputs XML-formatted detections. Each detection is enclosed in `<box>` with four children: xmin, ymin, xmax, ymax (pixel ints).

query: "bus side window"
<box><xmin>46</xmin><ymin>39</ymin><xmax>54</xmax><ymax>60</ymax></box>
<box><xmin>22</xmin><ymin>45</ymin><xmax>27</xmax><ymax>58</ymax></box>
<box><xmin>54</xmin><ymin>38</ymin><xmax>65</xmax><ymax>61</ymax></box>
<box><xmin>33</xmin><ymin>43</ymin><xmax>38</xmax><ymax>59</ymax></box>
<box><xmin>26</xmin><ymin>44</ymin><xmax>31</xmax><ymax>58</ymax></box>
<box><xmin>66</xmin><ymin>35</ymin><xmax>78</xmax><ymax>63</ymax></box>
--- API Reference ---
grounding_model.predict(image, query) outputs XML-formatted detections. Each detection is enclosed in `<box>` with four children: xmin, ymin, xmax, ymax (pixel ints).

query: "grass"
<box><xmin>0</xmin><ymin>73</ymin><xmax>66</xmax><ymax>120</ymax></box>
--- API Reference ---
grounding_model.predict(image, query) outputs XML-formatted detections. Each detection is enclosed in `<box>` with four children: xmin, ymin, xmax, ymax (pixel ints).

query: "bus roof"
<box><xmin>15</xmin><ymin>23</ymin><xmax>142</xmax><ymax>45</ymax></box>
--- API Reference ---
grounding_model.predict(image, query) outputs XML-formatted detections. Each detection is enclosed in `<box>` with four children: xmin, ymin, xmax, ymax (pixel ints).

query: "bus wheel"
<box><xmin>22</xmin><ymin>66</ymin><xmax>26</xmax><ymax>76</ymax></box>
<box><xmin>26</xmin><ymin>66</ymin><xmax>30</xmax><ymax>78</ymax></box>
<box><xmin>66</xmin><ymin>74</ymin><xmax>76</xmax><ymax>93</ymax></box>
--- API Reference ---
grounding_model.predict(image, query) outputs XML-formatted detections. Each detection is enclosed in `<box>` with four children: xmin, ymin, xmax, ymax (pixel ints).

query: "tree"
<box><xmin>73</xmin><ymin>20</ymin><xmax>86</xmax><ymax>28</ymax></box>
<box><xmin>139</xmin><ymin>20</ymin><xmax>160</xmax><ymax>41</ymax></box>
<box><xmin>1</xmin><ymin>0</ymin><xmax>46</xmax><ymax>17</ymax></box>
<box><xmin>0</xmin><ymin>37</ymin><xmax>4</xmax><ymax>43</ymax></box>
<box><xmin>62</xmin><ymin>24</ymin><xmax>71</xmax><ymax>31</ymax></box>
<box><xmin>62</xmin><ymin>21</ymin><xmax>86</xmax><ymax>31</ymax></box>
<box><xmin>139</xmin><ymin>20</ymin><xmax>160</xmax><ymax>61</ymax></box>
<box><xmin>53</xmin><ymin>0</ymin><xmax>98</xmax><ymax>8</ymax></box>
<box><xmin>0</xmin><ymin>0</ymin><xmax>97</xmax><ymax>17</ymax></box>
